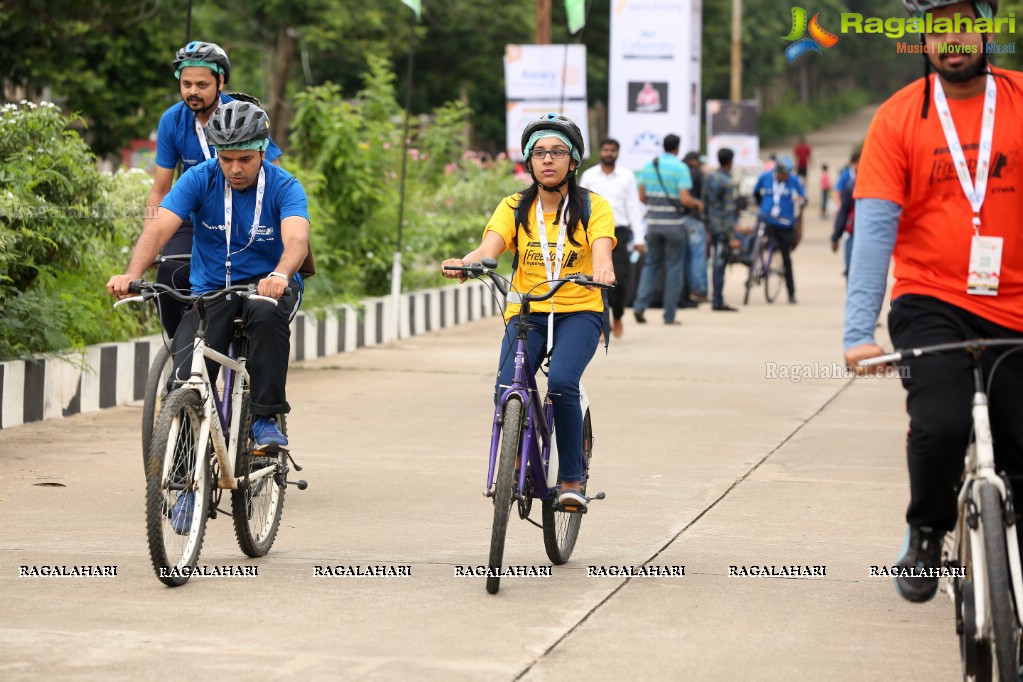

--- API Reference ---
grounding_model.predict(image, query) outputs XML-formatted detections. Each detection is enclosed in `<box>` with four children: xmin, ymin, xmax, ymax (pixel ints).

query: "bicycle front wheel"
<box><xmin>764</xmin><ymin>245</ymin><xmax>785</xmax><ymax>303</ymax></box>
<box><xmin>980</xmin><ymin>483</ymin><xmax>1020</xmax><ymax>681</ymax></box>
<box><xmin>145</xmin><ymin>388</ymin><xmax>211</xmax><ymax>587</ymax></box>
<box><xmin>743</xmin><ymin>239</ymin><xmax>764</xmax><ymax>306</ymax></box>
<box><xmin>141</xmin><ymin>343</ymin><xmax>173</xmax><ymax>464</ymax></box>
<box><xmin>541</xmin><ymin>407</ymin><xmax>591</xmax><ymax>564</ymax></box>
<box><xmin>487</xmin><ymin>398</ymin><xmax>522</xmax><ymax>594</ymax></box>
<box><xmin>231</xmin><ymin>391</ymin><xmax>286</xmax><ymax>558</ymax></box>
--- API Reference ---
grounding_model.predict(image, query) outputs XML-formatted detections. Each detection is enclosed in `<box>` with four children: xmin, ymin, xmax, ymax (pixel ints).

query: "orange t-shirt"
<box><xmin>855</xmin><ymin>67</ymin><xmax>1023</xmax><ymax>332</ymax></box>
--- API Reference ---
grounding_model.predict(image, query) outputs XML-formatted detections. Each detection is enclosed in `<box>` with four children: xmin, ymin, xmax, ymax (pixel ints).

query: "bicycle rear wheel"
<box><xmin>231</xmin><ymin>387</ymin><xmax>287</xmax><ymax>558</ymax></box>
<box><xmin>487</xmin><ymin>398</ymin><xmax>522</xmax><ymax>594</ymax></box>
<box><xmin>141</xmin><ymin>343</ymin><xmax>173</xmax><ymax>463</ymax></box>
<box><xmin>764</xmin><ymin>245</ymin><xmax>785</xmax><ymax>303</ymax></box>
<box><xmin>145</xmin><ymin>388</ymin><xmax>211</xmax><ymax>587</ymax></box>
<box><xmin>979</xmin><ymin>483</ymin><xmax>1020</xmax><ymax>681</ymax></box>
<box><xmin>542</xmin><ymin>407</ymin><xmax>591</xmax><ymax>564</ymax></box>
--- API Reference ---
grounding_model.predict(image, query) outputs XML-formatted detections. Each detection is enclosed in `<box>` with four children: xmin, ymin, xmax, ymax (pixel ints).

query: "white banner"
<box><xmin>608</xmin><ymin>0</ymin><xmax>702</xmax><ymax>171</ymax></box>
<box><xmin>504</xmin><ymin>45</ymin><xmax>589</xmax><ymax>161</ymax></box>
<box><xmin>706</xmin><ymin>100</ymin><xmax>760</xmax><ymax>170</ymax></box>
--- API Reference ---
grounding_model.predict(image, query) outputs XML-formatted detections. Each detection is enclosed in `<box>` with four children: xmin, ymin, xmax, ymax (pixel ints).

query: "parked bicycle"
<box><xmin>116</xmin><ymin>280</ymin><xmax>307</xmax><ymax>587</ymax></box>
<box><xmin>444</xmin><ymin>258</ymin><xmax>612</xmax><ymax>594</ymax></box>
<box><xmin>861</xmin><ymin>339</ymin><xmax>1023</xmax><ymax>681</ymax></box>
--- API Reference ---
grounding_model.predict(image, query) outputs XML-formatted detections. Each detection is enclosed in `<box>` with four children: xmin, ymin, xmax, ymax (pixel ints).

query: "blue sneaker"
<box><xmin>170</xmin><ymin>491</ymin><xmax>195</xmax><ymax>535</ymax></box>
<box><xmin>252</xmin><ymin>417</ymin><xmax>288</xmax><ymax>449</ymax></box>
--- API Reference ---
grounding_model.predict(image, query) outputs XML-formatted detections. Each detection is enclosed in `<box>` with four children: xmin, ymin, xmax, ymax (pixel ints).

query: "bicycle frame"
<box><xmin>486</xmin><ymin>322</ymin><xmax>562</xmax><ymax>502</ymax></box>
<box><xmin>952</xmin><ymin>364</ymin><xmax>1023</xmax><ymax>643</ymax></box>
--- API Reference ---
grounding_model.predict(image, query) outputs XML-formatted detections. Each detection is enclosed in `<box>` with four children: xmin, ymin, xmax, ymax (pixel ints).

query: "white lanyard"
<box><xmin>770</xmin><ymin>179</ymin><xmax>785</xmax><ymax>218</ymax></box>
<box><xmin>195</xmin><ymin>117</ymin><xmax>215</xmax><ymax>161</ymax></box>
<box><xmin>223</xmin><ymin>167</ymin><xmax>266</xmax><ymax>287</ymax></box>
<box><xmin>534</xmin><ymin>195</ymin><xmax>569</xmax><ymax>354</ymax></box>
<box><xmin>933</xmin><ymin>74</ymin><xmax>996</xmax><ymax>233</ymax></box>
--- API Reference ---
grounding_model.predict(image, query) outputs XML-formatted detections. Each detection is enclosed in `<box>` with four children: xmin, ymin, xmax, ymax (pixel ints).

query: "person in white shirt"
<box><xmin>580</xmin><ymin>138</ymin><xmax>646</xmax><ymax>337</ymax></box>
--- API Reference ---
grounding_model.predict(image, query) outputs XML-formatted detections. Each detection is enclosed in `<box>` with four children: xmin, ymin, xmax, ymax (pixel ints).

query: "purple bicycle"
<box><xmin>445</xmin><ymin>258</ymin><xmax>611</xmax><ymax>594</ymax></box>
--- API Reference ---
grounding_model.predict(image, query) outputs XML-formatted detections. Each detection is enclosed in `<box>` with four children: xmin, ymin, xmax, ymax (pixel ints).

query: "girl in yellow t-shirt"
<box><xmin>442</xmin><ymin>113</ymin><xmax>615</xmax><ymax>511</ymax></box>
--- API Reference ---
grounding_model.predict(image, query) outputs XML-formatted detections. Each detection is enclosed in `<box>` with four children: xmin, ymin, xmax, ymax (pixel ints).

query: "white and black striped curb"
<box><xmin>0</xmin><ymin>281</ymin><xmax>500</xmax><ymax>430</ymax></box>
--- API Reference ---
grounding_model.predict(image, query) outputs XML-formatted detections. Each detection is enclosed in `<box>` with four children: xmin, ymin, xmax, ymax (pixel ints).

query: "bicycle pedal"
<box><xmin>586</xmin><ymin>491</ymin><xmax>606</xmax><ymax>502</ymax></box>
<box><xmin>286</xmin><ymin>479</ymin><xmax>308</xmax><ymax>491</ymax></box>
<box><xmin>555</xmin><ymin>502</ymin><xmax>588</xmax><ymax>514</ymax></box>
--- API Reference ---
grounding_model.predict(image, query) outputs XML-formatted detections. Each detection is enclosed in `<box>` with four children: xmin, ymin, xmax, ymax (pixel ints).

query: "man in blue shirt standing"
<box><xmin>148</xmin><ymin>41</ymin><xmax>283</xmax><ymax>337</ymax></box>
<box><xmin>632</xmin><ymin>134</ymin><xmax>704</xmax><ymax>325</ymax></box>
<box><xmin>753</xmin><ymin>155</ymin><xmax>806</xmax><ymax>304</ymax></box>
<box><xmin>109</xmin><ymin>102</ymin><xmax>308</xmax><ymax>449</ymax></box>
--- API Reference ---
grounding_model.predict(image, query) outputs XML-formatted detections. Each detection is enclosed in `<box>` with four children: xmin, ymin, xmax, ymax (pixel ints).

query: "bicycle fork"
<box><xmin>961</xmin><ymin>392</ymin><xmax>1023</xmax><ymax>640</ymax></box>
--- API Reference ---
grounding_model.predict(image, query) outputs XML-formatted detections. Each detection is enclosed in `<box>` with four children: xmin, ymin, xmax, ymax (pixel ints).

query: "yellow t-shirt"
<box><xmin>484</xmin><ymin>192</ymin><xmax>616</xmax><ymax>320</ymax></box>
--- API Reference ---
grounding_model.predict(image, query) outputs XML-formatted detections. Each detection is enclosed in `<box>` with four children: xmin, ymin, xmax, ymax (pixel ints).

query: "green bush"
<box><xmin>759</xmin><ymin>89</ymin><xmax>871</xmax><ymax>145</ymax></box>
<box><xmin>0</xmin><ymin>101</ymin><xmax>156</xmax><ymax>359</ymax></box>
<box><xmin>288</xmin><ymin>55</ymin><xmax>517</xmax><ymax>303</ymax></box>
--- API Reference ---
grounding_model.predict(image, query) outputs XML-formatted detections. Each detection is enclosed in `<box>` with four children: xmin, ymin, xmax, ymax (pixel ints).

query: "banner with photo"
<box><xmin>705</xmin><ymin>100</ymin><xmax>760</xmax><ymax>170</ymax></box>
<box><xmin>504</xmin><ymin>44</ymin><xmax>589</xmax><ymax>161</ymax></box>
<box><xmin>608</xmin><ymin>0</ymin><xmax>701</xmax><ymax>171</ymax></box>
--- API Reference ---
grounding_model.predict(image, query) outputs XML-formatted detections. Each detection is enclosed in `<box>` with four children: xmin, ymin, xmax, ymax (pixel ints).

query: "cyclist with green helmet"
<box><xmin>148</xmin><ymin>41</ymin><xmax>283</xmax><ymax>337</ymax></box>
<box><xmin>441</xmin><ymin>113</ymin><xmax>616</xmax><ymax>511</ymax></box>
<box><xmin>844</xmin><ymin>0</ymin><xmax>1023</xmax><ymax>603</ymax></box>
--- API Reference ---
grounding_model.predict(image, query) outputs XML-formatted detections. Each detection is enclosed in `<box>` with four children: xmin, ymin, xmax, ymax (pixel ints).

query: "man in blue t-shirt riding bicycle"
<box><xmin>148</xmin><ymin>41</ymin><xmax>283</xmax><ymax>338</ymax></box>
<box><xmin>109</xmin><ymin>101</ymin><xmax>309</xmax><ymax>449</ymax></box>
<box><xmin>753</xmin><ymin>155</ymin><xmax>806</xmax><ymax>304</ymax></box>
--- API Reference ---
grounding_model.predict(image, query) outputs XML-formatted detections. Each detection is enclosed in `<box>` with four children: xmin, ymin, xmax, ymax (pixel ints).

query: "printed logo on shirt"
<box><xmin>929</xmin><ymin>149</ymin><xmax>1017</xmax><ymax>188</ymax></box>
<box><xmin>201</xmin><ymin>220</ymin><xmax>227</xmax><ymax>232</ymax></box>
<box><xmin>522</xmin><ymin>247</ymin><xmax>582</xmax><ymax>269</ymax></box>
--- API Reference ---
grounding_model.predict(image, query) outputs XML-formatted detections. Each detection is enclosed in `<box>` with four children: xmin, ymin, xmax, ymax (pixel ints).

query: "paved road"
<box><xmin>0</xmin><ymin>108</ymin><xmax>964</xmax><ymax>680</ymax></box>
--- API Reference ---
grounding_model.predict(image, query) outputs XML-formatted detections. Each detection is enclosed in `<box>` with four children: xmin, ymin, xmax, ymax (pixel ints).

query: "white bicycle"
<box><xmin>116</xmin><ymin>280</ymin><xmax>307</xmax><ymax>587</ymax></box>
<box><xmin>862</xmin><ymin>339</ymin><xmax>1023</xmax><ymax>682</ymax></box>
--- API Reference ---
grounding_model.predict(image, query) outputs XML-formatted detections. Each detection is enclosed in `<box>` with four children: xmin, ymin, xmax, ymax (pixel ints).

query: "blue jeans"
<box><xmin>684</xmin><ymin>217</ymin><xmax>708</xmax><ymax>295</ymax></box>
<box><xmin>633</xmin><ymin>229</ymin><xmax>686</xmax><ymax>323</ymax></box>
<box><xmin>495</xmin><ymin>311</ymin><xmax>601</xmax><ymax>483</ymax></box>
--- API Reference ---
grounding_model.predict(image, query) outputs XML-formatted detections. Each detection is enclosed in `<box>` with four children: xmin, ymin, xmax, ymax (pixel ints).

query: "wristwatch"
<box><xmin>268</xmin><ymin>271</ymin><xmax>290</xmax><ymax>281</ymax></box>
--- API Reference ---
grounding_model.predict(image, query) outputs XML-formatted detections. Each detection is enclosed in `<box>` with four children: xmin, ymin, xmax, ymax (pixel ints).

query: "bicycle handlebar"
<box><xmin>858</xmin><ymin>338</ymin><xmax>1023</xmax><ymax>368</ymax></box>
<box><xmin>444</xmin><ymin>257</ymin><xmax>614</xmax><ymax>303</ymax></box>
<box><xmin>114</xmin><ymin>280</ymin><xmax>278</xmax><ymax>309</ymax></box>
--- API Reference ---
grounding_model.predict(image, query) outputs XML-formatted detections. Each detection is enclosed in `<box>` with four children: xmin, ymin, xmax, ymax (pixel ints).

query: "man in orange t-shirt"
<box><xmin>844</xmin><ymin>0</ymin><xmax>1023</xmax><ymax>604</ymax></box>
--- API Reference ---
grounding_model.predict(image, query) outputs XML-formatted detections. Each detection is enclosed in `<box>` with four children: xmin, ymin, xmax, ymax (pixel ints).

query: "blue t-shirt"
<box><xmin>834</xmin><ymin>166</ymin><xmax>852</xmax><ymax>194</ymax></box>
<box><xmin>754</xmin><ymin>171</ymin><xmax>805</xmax><ymax>228</ymax></box>
<box><xmin>155</xmin><ymin>93</ymin><xmax>282</xmax><ymax>173</ymax></box>
<box><xmin>161</xmin><ymin>159</ymin><xmax>309</xmax><ymax>294</ymax></box>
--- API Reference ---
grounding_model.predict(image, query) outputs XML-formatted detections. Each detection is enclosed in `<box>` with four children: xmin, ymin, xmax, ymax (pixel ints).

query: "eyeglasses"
<box><xmin>530</xmin><ymin>149</ymin><xmax>570</xmax><ymax>160</ymax></box>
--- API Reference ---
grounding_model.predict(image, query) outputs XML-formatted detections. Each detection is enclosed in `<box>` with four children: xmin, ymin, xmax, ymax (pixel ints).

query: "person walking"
<box><xmin>632</xmin><ymin>134</ymin><xmax>703</xmax><ymax>325</ymax></box>
<box><xmin>580</xmin><ymin>138</ymin><xmax>646</xmax><ymax>337</ymax></box>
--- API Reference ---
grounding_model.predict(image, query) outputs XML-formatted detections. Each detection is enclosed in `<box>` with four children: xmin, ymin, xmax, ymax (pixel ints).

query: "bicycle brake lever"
<box><xmin>113</xmin><ymin>295</ymin><xmax>146</xmax><ymax>309</ymax></box>
<box><xmin>248</xmin><ymin>294</ymin><xmax>279</xmax><ymax>306</ymax></box>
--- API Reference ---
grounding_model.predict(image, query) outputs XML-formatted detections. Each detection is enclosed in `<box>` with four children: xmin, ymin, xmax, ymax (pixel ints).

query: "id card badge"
<box><xmin>966</xmin><ymin>235</ymin><xmax>1003</xmax><ymax>296</ymax></box>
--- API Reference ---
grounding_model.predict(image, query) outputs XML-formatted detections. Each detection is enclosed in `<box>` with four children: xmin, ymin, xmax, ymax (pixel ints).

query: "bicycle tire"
<box><xmin>141</xmin><ymin>343</ymin><xmax>173</xmax><ymax>463</ymax></box>
<box><xmin>979</xmin><ymin>483</ymin><xmax>1020</xmax><ymax>682</ymax></box>
<box><xmin>231</xmin><ymin>385</ymin><xmax>286</xmax><ymax>558</ymax></box>
<box><xmin>541</xmin><ymin>407</ymin><xmax>591</xmax><ymax>564</ymax></box>
<box><xmin>764</xmin><ymin>246</ymin><xmax>784</xmax><ymax>304</ymax></box>
<box><xmin>487</xmin><ymin>397</ymin><xmax>522</xmax><ymax>594</ymax></box>
<box><xmin>145</xmin><ymin>388</ymin><xmax>211</xmax><ymax>587</ymax></box>
<box><xmin>743</xmin><ymin>238</ymin><xmax>763</xmax><ymax>306</ymax></box>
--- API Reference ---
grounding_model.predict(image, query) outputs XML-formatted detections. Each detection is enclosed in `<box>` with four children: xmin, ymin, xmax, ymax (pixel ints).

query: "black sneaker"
<box><xmin>893</xmin><ymin>525</ymin><xmax>944</xmax><ymax>603</ymax></box>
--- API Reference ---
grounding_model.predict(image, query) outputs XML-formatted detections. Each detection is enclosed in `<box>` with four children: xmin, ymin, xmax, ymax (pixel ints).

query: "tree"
<box><xmin>0</xmin><ymin>1</ymin><xmax>182</xmax><ymax>158</ymax></box>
